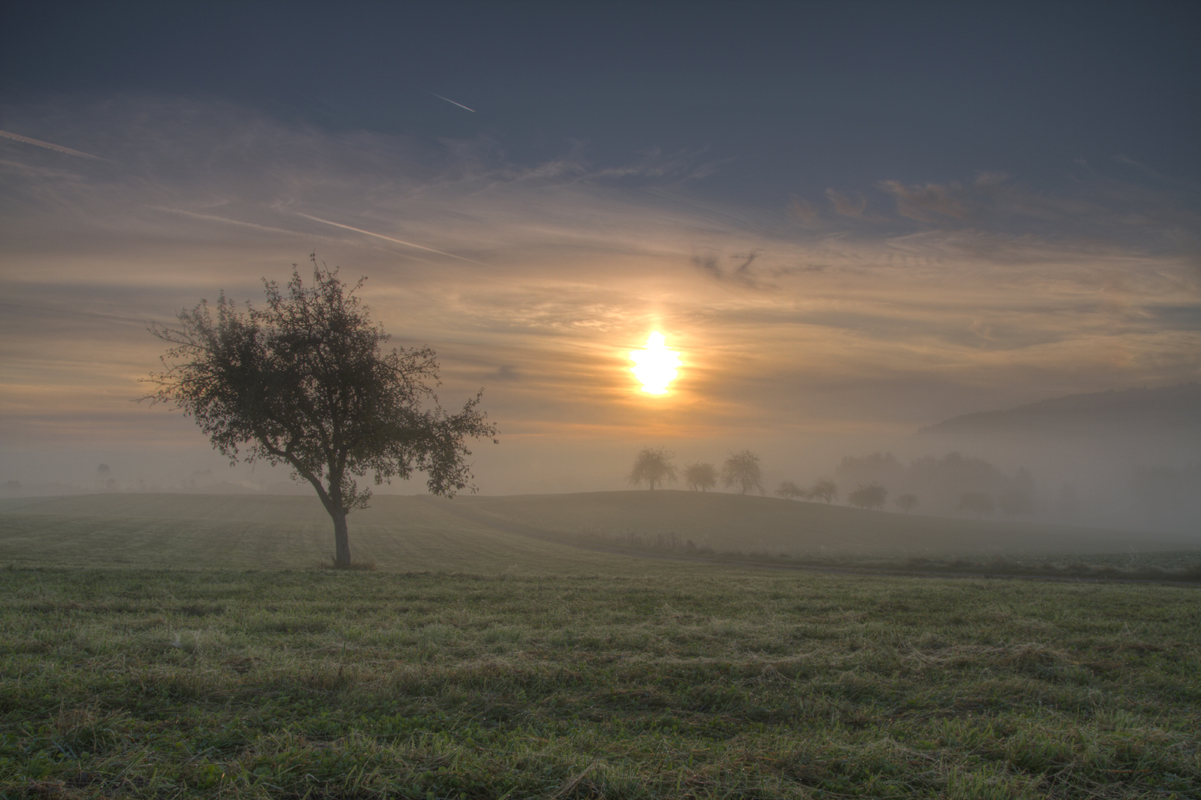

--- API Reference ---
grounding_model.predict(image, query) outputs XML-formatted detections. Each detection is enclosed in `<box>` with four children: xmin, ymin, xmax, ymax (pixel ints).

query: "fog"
<box><xmin>5</xmin><ymin>384</ymin><xmax>1199</xmax><ymax>542</ymax></box>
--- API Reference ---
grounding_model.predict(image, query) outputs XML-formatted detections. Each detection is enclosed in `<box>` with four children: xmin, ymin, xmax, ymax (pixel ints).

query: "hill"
<box><xmin>1</xmin><ymin>491</ymin><xmax>1194</xmax><ymax>572</ymax></box>
<box><xmin>917</xmin><ymin>383</ymin><xmax>1201</xmax><ymax>439</ymax></box>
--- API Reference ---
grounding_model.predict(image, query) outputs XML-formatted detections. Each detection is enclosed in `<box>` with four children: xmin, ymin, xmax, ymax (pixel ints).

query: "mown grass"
<box><xmin>3</xmin><ymin>566</ymin><xmax>1199</xmax><ymax>799</ymax></box>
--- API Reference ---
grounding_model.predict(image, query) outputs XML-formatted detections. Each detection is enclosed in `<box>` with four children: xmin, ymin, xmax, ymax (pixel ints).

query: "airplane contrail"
<box><xmin>0</xmin><ymin>129</ymin><xmax>112</xmax><ymax>161</ymax></box>
<box><xmin>426</xmin><ymin>91</ymin><xmax>475</xmax><ymax>113</ymax></box>
<box><xmin>294</xmin><ymin>212</ymin><xmax>488</xmax><ymax>266</ymax></box>
<box><xmin>155</xmin><ymin>207</ymin><xmax>308</xmax><ymax>237</ymax></box>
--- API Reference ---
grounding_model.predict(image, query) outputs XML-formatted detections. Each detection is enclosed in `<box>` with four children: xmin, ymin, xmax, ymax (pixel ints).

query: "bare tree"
<box><xmin>146</xmin><ymin>257</ymin><xmax>497</xmax><ymax>568</ymax></box>
<box><xmin>628</xmin><ymin>447</ymin><xmax>677</xmax><ymax>491</ymax></box>
<box><xmin>775</xmin><ymin>481</ymin><xmax>806</xmax><ymax>500</ymax></box>
<box><xmin>847</xmin><ymin>483</ymin><xmax>887</xmax><ymax>509</ymax></box>
<box><xmin>809</xmin><ymin>478</ymin><xmax>837</xmax><ymax>504</ymax></box>
<box><xmin>894</xmin><ymin>493</ymin><xmax>918</xmax><ymax>513</ymax></box>
<box><xmin>684</xmin><ymin>462</ymin><xmax>717</xmax><ymax>492</ymax></box>
<box><xmin>722</xmin><ymin>450</ymin><xmax>764</xmax><ymax>495</ymax></box>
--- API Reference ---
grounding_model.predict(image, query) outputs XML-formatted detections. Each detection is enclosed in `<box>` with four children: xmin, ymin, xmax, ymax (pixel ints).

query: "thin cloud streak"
<box><xmin>0</xmin><ymin>128</ymin><xmax>113</xmax><ymax>161</ymax></box>
<box><xmin>426</xmin><ymin>91</ymin><xmax>476</xmax><ymax>113</ymax></box>
<box><xmin>293</xmin><ymin>212</ymin><xmax>491</xmax><ymax>266</ymax></box>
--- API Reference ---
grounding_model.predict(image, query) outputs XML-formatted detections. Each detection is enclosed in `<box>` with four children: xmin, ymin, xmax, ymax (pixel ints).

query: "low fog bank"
<box><xmin>3</xmin><ymin>385</ymin><xmax>1198</xmax><ymax>539</ymax></box>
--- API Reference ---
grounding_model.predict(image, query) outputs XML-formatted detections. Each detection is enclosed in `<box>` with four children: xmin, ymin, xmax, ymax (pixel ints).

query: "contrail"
<box><xmin>426</xmin><ymin>91</ymin><xmax>475</xmax><ymax>113</ymax></box>
<box><xmin>155</xmin><ymin>207</ymin><xmax>307</xmax><ymax>237</ymax></box>
<box><xmin>294</xmin><ymin>212</ymin><xmax>488</xmax><ymax>266</ymax></box>
<box><xmin>0</xmin><ymin>129</ymin><xmax>112</xmax><ymax>161</ymax></box>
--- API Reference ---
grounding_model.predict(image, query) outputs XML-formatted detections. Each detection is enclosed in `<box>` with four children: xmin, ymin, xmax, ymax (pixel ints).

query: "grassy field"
<box><xmin>1</xmin><ymin>493</ymin><xmax>1199</xmax><ymax>798</ymax></box>
<box><xmin>2</xmin><ymin>491</ymin><xmax>1197</xmax><ymax>573</ymax></box>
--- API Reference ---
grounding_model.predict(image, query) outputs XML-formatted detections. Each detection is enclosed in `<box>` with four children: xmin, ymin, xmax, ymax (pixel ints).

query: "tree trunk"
<box><xmin>331</xmin><ymin>507</ymin><xmax>351</xmax><ymax>568</ymax></box>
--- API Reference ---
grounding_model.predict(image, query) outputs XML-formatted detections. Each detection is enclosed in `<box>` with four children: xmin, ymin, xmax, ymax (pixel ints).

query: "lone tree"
<box><xmin>722</xmin><ymin>450</ymin><xmax>764</xmax><ymax>495</ymax></box>
<box><xmin>809</xmin><ymin>478</ymin><xmax>837</xmax><ymax>504</ymax></box>
<box><xmin>145</xmin><ymin>258</ymin><xmax>497</xmax><ymax>568</ymax></box>
<box><xmin>684</xmin><ymin>462</ymin><xmax>717</xmax><ymax>492</ymax></box>
<box><xmin>894</xmin><ymin>493</ymin><xmax>918</xmax><ymax>513</ymax></box>
<box><xmin>775</xmin><ymin>481</ymin><xmax>806</xmax><ymax>500</ymax></box>
<box><xmin>847</xmin><ymin>483</ymin><xmax>887</xmax><ymax>509</ymax></box>
<box><xmin>628</xmin><ymin>447</ymin><xmax>677</xmax><ymax>490</ymax></box>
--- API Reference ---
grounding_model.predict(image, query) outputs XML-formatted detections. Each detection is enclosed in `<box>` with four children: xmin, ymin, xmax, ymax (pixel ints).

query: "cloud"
<box><xmin>1</xmin><ymin>94</ymin><xmax>1198</xmax><ymax>474</ymax></box>
<box><xmin>0</xmin><ymin>129</ymin><xmax>113</xmax><ymax>161</ymax></box>
<box><xmin>877</xmin><ymin>179</ymin><xmax>975</xmax><ymax>222</ymax></box>
<box><xmin>869</xmin><ymin>171</ymin><xmax>1201</xmax><ymax>261</ymax></box>
<box><xmin>825</xmin><ymin>188</ymin><xmax>868</xmax><ymax>218</ymax></box>
<box><xmin>788</xmin><ymin>196</ymin><xmax>822</xmax><ymax>227</ymax></box>
<box><xmin>689</xmin><ymin>249</ymin><xmax>773</xmax><ymax>289</ymax></box>
<box><xmin>485</xmin><ymin>365</ymin><xmax>522</xmax><ymax>382</ymax></box>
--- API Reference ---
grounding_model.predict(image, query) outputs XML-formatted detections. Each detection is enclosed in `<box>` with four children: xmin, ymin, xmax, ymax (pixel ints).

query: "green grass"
<box><xmin>2</xmin><ymin>491</ymin><xmax>1196</xmax><ymax>575</ymax></box>
<box><xmin>2</xmin><ymin>567</ymin><xmax>1199</xmax><ymax>799</ymax></box>
<box><xmin>1</xmin><ymin>493</ymin><xmax>1199</xmax><ymax>798</ymax></box>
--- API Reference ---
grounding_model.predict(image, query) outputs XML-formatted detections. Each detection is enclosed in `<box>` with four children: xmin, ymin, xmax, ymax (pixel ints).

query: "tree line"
<box><xmin>628</xmin><ymin>448</ymin><xmax>766</xmax><ymax>495</ymax></box>
<box><xmin>628</xmin><ymin>447</ymin><xmax>1047</xmax><ymax>518</ymax></box>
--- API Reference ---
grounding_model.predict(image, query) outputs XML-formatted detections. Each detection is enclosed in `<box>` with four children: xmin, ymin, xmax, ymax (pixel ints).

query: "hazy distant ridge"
<box><xmin>918</xmin><ymin>383</ymin><xmax>1201</xmax><ymax>438</ymax></box>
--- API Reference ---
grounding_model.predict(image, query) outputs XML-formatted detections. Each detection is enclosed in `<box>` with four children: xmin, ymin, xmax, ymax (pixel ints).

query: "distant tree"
<box><xmin>957</xmin><ymin>491</ymin><xmax>995</xmax><ymax>517</ymax></box>
<box><xmin>683</xmin><ymin>462</ymin><xmax>717</xmax><ymax>492</ymax></box>
<box><xmin>146</xmin><ymin>258</ymin><xmax>497</xmax><ymax>569</ymax></box>
<box><xmin>775</xmin><ymin>481</ymin><xmax>806</xmax><ymax>500</ymax></box>
<box><xmin>722</xmin><ymin>450</ymin><xmax>764</xmax><ymax>495</ymax></box>
<box><xmin>847</xmin><ymin>483</ymin><xmax>887</xmax><ymax>509</ymax></box>
<box><xmin>628</xmin><ymin>447</ymin><xmax>677</xmax><ymax>491</ymax></box>
<box><xmin>809</xmin><ymin>478</ymin><xmax>837</xmax><ymax>504</ymax></box>
<box><xmin>96</xmin><ymin>463</ymin><xmax>116</xmax><ymax>492</ymax></box>
<box><xmin>894</xmin><ymin>493</ymin><xmax>918</xmax><ymax>513</ymax></box>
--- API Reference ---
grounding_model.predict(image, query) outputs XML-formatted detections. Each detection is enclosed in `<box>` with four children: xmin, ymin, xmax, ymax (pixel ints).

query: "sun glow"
<box><xmin>630</xmin><ymin>331</ymin><xmax>682</xmax><ymax>395</ymax></box>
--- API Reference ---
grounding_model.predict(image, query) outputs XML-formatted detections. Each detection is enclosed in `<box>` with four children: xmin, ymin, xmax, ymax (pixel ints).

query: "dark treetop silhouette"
<box><xmin>722</xmin><ymin>450</ymin><xmax>765</xmax><ymax>495</ymax></box>
<box><xmin>628</xmin><ymin>447</ymin><xmax>677</xmax><ymax>491</ymax></box>
<box><xmin>146</xmin><ymin>258</ymin><xmax>497</xmax><ymax>567</ymax></box>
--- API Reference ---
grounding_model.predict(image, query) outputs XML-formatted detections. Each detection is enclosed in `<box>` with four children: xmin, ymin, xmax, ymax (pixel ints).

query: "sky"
<box><xmin>2</xmin><ymin>1</ymin><xmax>1199</xmax><ymax>496</ymax></box>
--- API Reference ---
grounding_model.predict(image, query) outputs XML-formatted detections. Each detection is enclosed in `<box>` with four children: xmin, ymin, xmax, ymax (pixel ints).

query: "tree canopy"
<box><xmin>684</xmin><ymin>462</ymin><xmax>717</xmax><ymax>492</ymax></box>
<box><xmin>628</xmin><ymin>447</ymin><xmax>677</xmax><ymax>491</ymax></box>
<box><xmin>809</xmin><ymin>478</ymin><xmax>838</xmax><ymax>504</ymax></box>
<box><xmin>722</xmin><ymin>450</ymin><xmax>764</xmax><ymax>495</ymax></box>
<box><xmin>847</xmin><ymin>483</ymin><xmax>888</xmax><ymax>509</ymax></box>
<box><xmin>775</xmin><ymin>481</ymin><xmax>806</xmax><ymax>500</ymax></box>
<box><xmin>146</xmin><ymin>258</ymin><xmax>497</xmax><ymax>567</ymax></box>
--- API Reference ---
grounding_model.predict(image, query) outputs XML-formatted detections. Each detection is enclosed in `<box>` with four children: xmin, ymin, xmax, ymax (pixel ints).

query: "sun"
<box><xmin>630</xmin><ymin>331</ymin><xmax>682</xmax><ymax>395</ymax></box>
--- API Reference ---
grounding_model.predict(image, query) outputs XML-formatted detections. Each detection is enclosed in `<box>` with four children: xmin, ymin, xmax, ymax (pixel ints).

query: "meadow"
<box><xmin>1</xmin><ymin>493</ymin><xmax>1199</xmax><ymax>799</ymax></box>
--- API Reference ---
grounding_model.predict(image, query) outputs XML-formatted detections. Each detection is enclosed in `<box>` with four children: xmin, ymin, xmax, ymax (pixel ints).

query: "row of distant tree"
<box><xmin>627</xmin><ymin>448</ymin><xmax>1055</xmax><ymax>519</ymax></box>
<box><xmin>829</xmin><ymin>451</ymin><xmax>1039</xmax><ymax>517</ymax></box>
<box><xmin>628</xmin><ymin>448</ymin><xmax>767</xmax><ymax>495</ymax></box>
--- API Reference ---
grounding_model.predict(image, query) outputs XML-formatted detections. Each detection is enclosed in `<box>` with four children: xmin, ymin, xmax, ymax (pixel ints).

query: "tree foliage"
<box><xmin>775</xmin><ymin>481</ymin><xmax>806</xmax><ymax>500</ymax></box>
<box><xmin>847</xmin><ymin>483</ymin><xmax>888</xmax><ymax>509</ymax></box>
<box><xmin>894</xmin><ymin>493</ymin><xmax>918</xmax><ymax>513</ymax></box>
<box><xmin>809</xmin><ymin>478</ymin><xmax>838</xmax><ymax>504</ymax></box>
<box><xmin>145</xmin><ymin>258</ymin><xmax>497</xmax><ymax>567</ymax></box>
<box><xmin>628</xmin><ymin>448</ymin><xmax>677</xmax><ymax>491</ymax></box>
<box><xmin>684</xmin><ymin>462</ymin><xmax>717</xmax><ymax>492</ymax></box>
<box><xmin>722</xmin><ymin>450</ymin><xmax>764</xmax><ymax>495</ymax></box>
